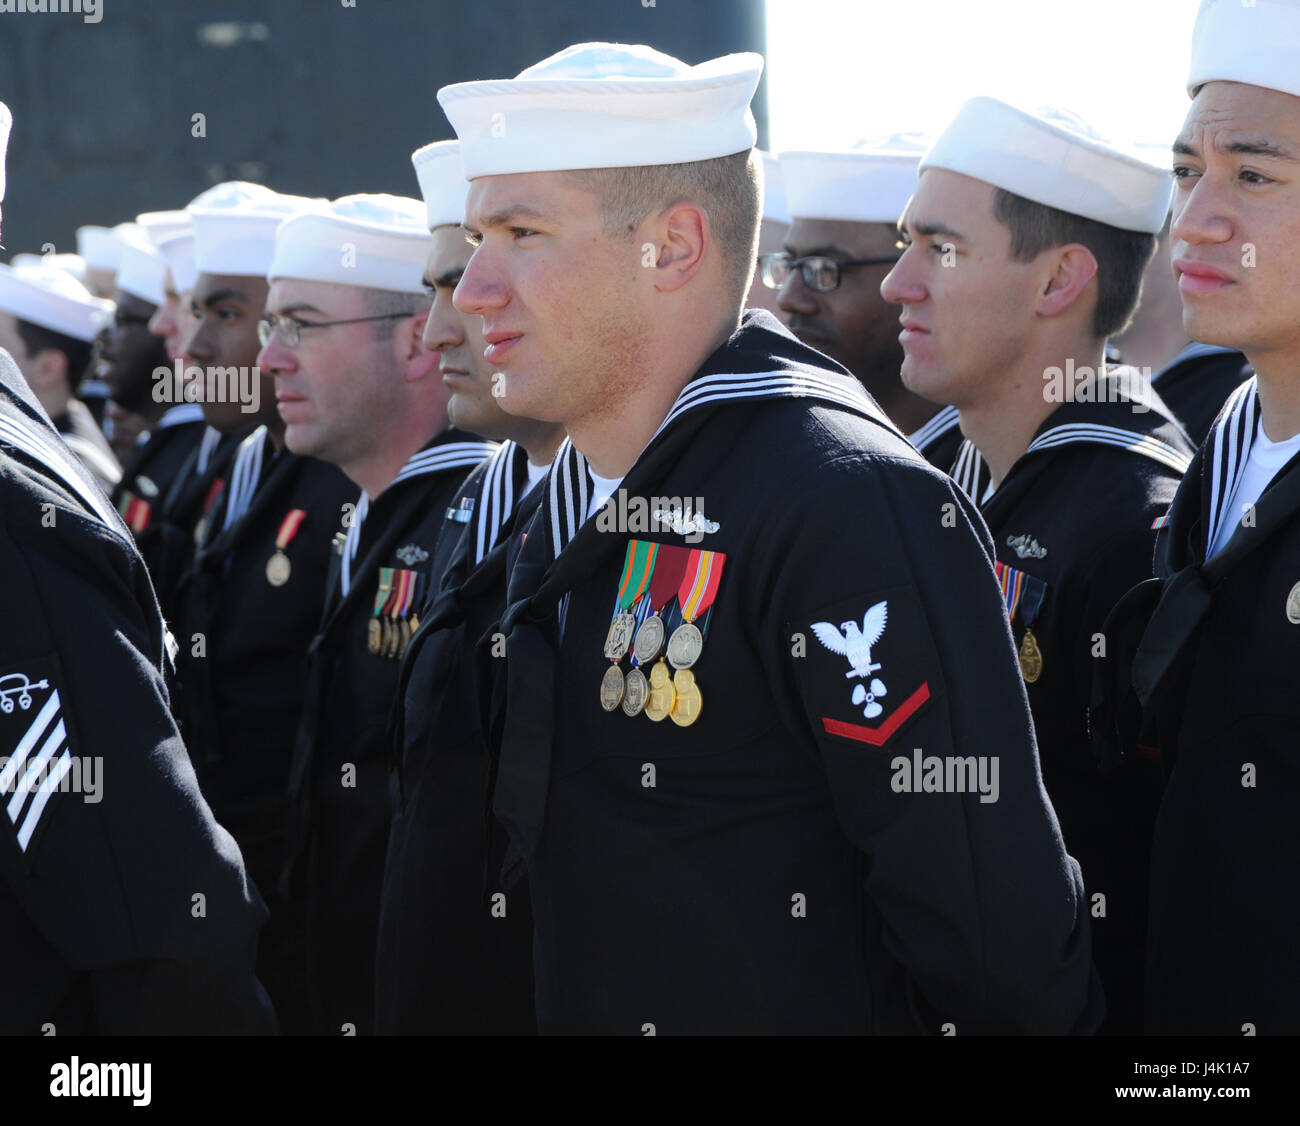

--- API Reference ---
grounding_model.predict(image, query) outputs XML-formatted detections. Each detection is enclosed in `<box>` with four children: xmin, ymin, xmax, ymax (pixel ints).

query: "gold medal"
<box><xmin>265</xmin><ymin>550</ymin><xmax>292</xmax><ymax>586</ymax></box>
<box><xmin>599</xmin><ymin>664</ymin><xmax>625</xmax><ymax>712</ymax></box>
<box><xmin>266</xmin><ymin>509</ymin><xmax>307</xmax><ymax>587</ymax></box>
<box><xmin>622</xmin><ymin>667</ymin><xmax>649</xmax><ymax>716</ymax></box>
<box><xmin>669</xmin><ymin>668</ymin><xmax>702</xmax><ymax>726</ymax></box>
<box><xmin>1018</xmin><ymin>628</ymin><xmax>1043</xmax><ymax>683</ymax></box>
<box><xmin>666</xmin><ymin>621</ymin><xmax>704</xmax><ymax>669</ymax></box>
<box><xmin>644</xmin><ymin>660</ymin><xmax>676</xmax><ymax>722</ymax></box>
<box><xmin>1287</xmin><ymin>581</ymin><xmax>1300</xmax><ymax>625</ymax></box>
<box><xmin>409</xmin><ymin>611</ymin><xmax>420</xmax><ymax>635</ymax></box>
<box><xmin>367</xmin><ymin>617</ymin><xmax>383</xmax><ymax>655</ymax></box>
<box><xmin>193</xmin><ymin>516</ymin><xmax>208</xmax><ymax>545</ymax></box>
<box><xmin>396</xmin><ymin>617</ymin><xmax>411</xmax><ymax>659</ymax></box>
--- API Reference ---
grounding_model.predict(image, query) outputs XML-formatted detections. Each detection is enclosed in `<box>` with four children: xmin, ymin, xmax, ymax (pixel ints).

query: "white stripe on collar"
<box><xmin>157</xmin><ymin>403</ymin><xmax>206</xmax><ymax>429</ymax></box>
<box><xmin>1024</xmin><ymin>423</ymin><xmax>1192</xmax><ymax>476</ymax></box>
<box><xmin>1205</xmin><ymin>376</ymin><xmax>1259</xmax><ymax>557</ymax></box>
<box><xmin>195</xmin><ymin>426</ymin><xmax>223</xmax><ymax>476</ymax></box>
<box><xmin>908</xmin><ymin>405</ymin><xmax>960</xmax><ymax>453</ymax></box>
<box><xmin>219</xmin><ymin>426</ymin><xmax>269</xmax><ymax>533</ymax></box>
<box><xmin>1151</xmin><ymin>341</ymin><xmax>1237</xmax><ymax>385</ymax></box>
<box><xmin>547</xmin><ymin>370</ymin><xmax>887</xmax><ymax>563</ymax></box>
<box><xmin>339</xmin><ymin>439</ymin><xmax>498</xmax><ymax>597</ymax></box>
<box><xmin>0</xmin><ymin>414</ymin><xmax>125</xmax><ymax>532</ymax></box>
<box><xmin>474</xmin><ymin>440</ymin><xmax>531</xmax><ymax>567</ymax></box>
<box><xmin>950</xmin><ymin>438</ymin><xmax>987</xmax><ymax>502</ymax></box>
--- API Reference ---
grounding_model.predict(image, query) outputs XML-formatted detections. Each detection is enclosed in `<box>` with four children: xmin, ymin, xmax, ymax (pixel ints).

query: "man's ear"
<box><xmin>28</xmin><ymin>347</ymin><xmax>68</xmax><ymax>393</ymax></box>
<box><xmin>397</xmin><ymin>310</ymin><xmax>439</xmax><ymax>382</ymax></box>
<box><xmin>1036</xmin><ymin>243</ymin><xmax>1099</xmax><ymax>320</ymax></box>
<box><xmin>645</xmin><ymin>201</ymin><xmax>710</xmax><ymax>294</ymax></box>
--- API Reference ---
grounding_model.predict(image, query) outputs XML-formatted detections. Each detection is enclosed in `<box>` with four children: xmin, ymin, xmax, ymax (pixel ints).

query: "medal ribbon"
<box><xmin>616</xmin><ymin>539</ymin><xmax>658</xmax><ymax>612</ymax></box>
<box><xmin>391</xmin><ymin>569</ymin><xmax>416</xmax><ymax>621</ymax></box>
<box><xmin>202</xmin><ymin>477</ymin><xmax>225</xmax><ymax>516</ymax></box>
<box><xmin>993</xmin><ymin>560</ymin><xmax>1047</xmax><ymax>626</ymax></box>
<box><xmin>373</xmin><ymin>567</ymin><xmax>394</xmax><ymax>617</ymax></box>
<box><xmin>275</xmin><ymin>508</ymin><xmax>307</xmax><ymax>552</ymax></box>
<box><xmin>676</xmin><ymin>549</ymin><xmax>726</xmax><ymax>623</ymax></box>
<box><xmin>646</xmin><ymin>542</ymin><xmax>689</xmax><ymax>613</ymax></box>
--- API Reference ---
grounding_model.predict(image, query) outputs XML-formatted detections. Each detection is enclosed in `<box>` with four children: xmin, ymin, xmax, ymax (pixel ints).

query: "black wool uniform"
<box><xmin>907</xmin><ymin>404</ymin><xmax>990</xmax><ymax>501</ymax></box>
<box><xmin>284</xmin><ymin>429</ymin><xmax>495</xmax><ymax>1036</ymax></box>
<box><xmin>375</xmin><ymin>441</ymin><xmax>543</xmax><ymax>1035</ymax></box>
<box><xmin>1149</xmin><ymin>341</ymin><xmax>1253</xmax><ymax>448</ymax></box>
<box><xmin>171</xmin><ymin>424</ymin><xmax>354</xmax><ymax>1033</ymax></box>
<box><xmin>53</xmin><ymin>397</ymin><xmax>120</xmax><ymax>494</ymax></box>
<box><xmin>110</xmin><ymin>403</ymin><xmax>208</xmax><ymax>537</ymax></box>
<box><xmin>0</xmin><ymin>352</ymin><xmax>275</xmax><ymax>1035</ymax></box>
<box><xmin>133</xmin><ymin>426</ymin><xmax>243</xmax><ymax>626</ymax></box>
<box><xmin>483</xmin><ymin>310</ymin><xmax>1101</xmax><ymax>1036</ymax></box>
<box><xmin>946</xmin><ymin>369</ymin><xmax>1193</xmax><ymax>1035</ymax></box>
<box><xmin>1115</xmin><ymin>378</ymin><xmax>1300</xmax><ymax>1034</ymax></box>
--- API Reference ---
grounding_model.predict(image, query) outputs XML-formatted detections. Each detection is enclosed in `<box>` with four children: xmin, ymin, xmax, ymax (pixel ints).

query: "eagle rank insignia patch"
<box><xmin>795</xmin><ymin>587</ymin><xmax>943</xmax><ymax>749</ymax></box>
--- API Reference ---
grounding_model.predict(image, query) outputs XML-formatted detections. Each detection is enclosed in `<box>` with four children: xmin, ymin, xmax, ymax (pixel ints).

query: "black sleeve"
<box><xmin>765</xmin><ymin>449</ymin><xmax>1100</xmax><ymax>1034</ymax></box>
<box><xmin>0</xmin><ymin>483</ymin><xmax>276</xmax><ymax>1035</ymax></box>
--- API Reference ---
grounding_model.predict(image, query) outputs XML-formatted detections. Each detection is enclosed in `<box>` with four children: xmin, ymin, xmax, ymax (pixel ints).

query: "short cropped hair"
<box><xmin>15</xmin><ymin>318</ymin><xmax>92</xmax><ymax>385</ymax></box>
<box><xmin>359</xmin><ymin>286</ymin><xmax>430</xmax><ymax>342</ymax></box>
<box><xmin>991</xmin><ymin>188</ymin><xmax>1157</xmax><ymax>339</ymax></box>
<box><xmin>566</xmin><ymin>149</ymin><xmax>762</xmax><ymax>309</ymax></box>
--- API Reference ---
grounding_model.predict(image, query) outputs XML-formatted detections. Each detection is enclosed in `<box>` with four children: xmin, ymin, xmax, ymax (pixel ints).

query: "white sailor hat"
<box><xmin>759</xmin><ymin>151</ymin><xmax>790</xmax><ymax>226</ymax></box>
<box><xmin>10</xmin><ymin>252</ymin><xmax>86</xmax><ymax>281</ymax></box>
<box><xmin>189</xmin><ymin>182</ymin><xmax>325</xmax><ymax>278</ymax></box>
<box><xmin>438</xmin><ymin>42</ymin><xmax>763</xmax><ymax>179</ymax></box>
<box><xmin>921</xmin><ymin>97</ymin><xmax>1172</xmax><ymax>234</ymax></box>
<box><xmin>0</xmin><ymin>262</ymin><xmax>114</xmax><ymax>341</ymax></box>
<box><xmin>269</xmin><ymin>194</ymin><xmax>430</xmax><ymax>295</ymax></box>
<box><xmin>139</xmin><ymin>210</ymin><xmax>194</xmax><ymax>296</ymax></box>
<box><xmin>0</xmin><ymin>102</ymin><xmax>10</xmax><ymax>205</ymax></box>
<box><xmin>411</xmin><ymin>140</ymin><xmax>468</xmax><ymax>231</ymax></box>
<box><xmin>115</xmin><ymin>228</ymin><xmax>168</xmax><ymax>306</ymax></box>
<box><xmin>781</xmin><ymin>134</ymin><xmax>929</xmax><ymax>225</ymax></box>
<box><xmin>1189</xmin><ymin>0</ymin><xmax>1300</xmax><ymax>100</ymax></box>
<box><xmin>76</xmin><ymin>225</ymin><xmax>121</xmax><ymax>272</ymax></box>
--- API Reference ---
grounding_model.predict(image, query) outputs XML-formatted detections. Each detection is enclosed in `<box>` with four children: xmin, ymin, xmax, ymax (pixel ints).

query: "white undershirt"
<box><xmin>524</xmin><ymin>458</ymin><xmax>550</xmax><ymax>495</ymax></box>
<box><xmin>586</xmin><ymin>470</ymin><xmax>625</xmax><ymax>522</ymax></box>
<box><xmin>1209</xmin><ymin>417</ymin><xmax>1300</xmax><ymax>558</ymax></box>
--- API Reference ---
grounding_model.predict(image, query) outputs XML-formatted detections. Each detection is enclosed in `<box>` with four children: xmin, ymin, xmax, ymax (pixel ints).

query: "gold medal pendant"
<box><xmin>1286</xmin><ymin>581</ymin><xmax>1300</xmax><ymax>625</ymax></box>
<box><xmin>265</xmin><ymin>550</ymin><xmax>292</xmax><ymax>586</ymax></box>
<box><xmin>397</xmin><ymin>617</ymin><xmax>412</xmax><ymax>659</ymax></box>
<box><xmin>666</xmin><ymin>621</ymin><xmax>704</xmax><ymax>669</ymax></box>
<box><xmin>669</xmin><ymin>668</ymin><xmax>702</xmax><ymax>726</ymax></box>
<box><xmin>385</xmin><ymin>616</ymin><xmax>402</xmax><ymax>659</ymax></box>
<box><xmin>622</xmin><ymin>667</ymin><xmax>649</xmax><ymax>716</ymax></box>
<box><xmin>193</xmin><ymin>517</ymin><xmax>208</xmax><ymax>546</ymax></box>
<box><xmin>644</xmin><ymin>660</ymin><xmax>676</xmax><ymax>722</ymax></box>
<box><xmin>367</xmin><ymin>617</ymin><xmax>383</xmax><ymax>655</ymax></box>
<box><xmin>1018</xmin><ymin>628</ymin><xmax>1043</xmax><ymax>683</ymax></box>
<box><xmin>599</xmin><ymin>664</ymin><xmax>626</xmax><ymax>712</ymax></box>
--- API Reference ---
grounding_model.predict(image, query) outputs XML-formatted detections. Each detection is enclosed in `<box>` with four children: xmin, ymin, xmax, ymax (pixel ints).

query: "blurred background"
<box><xmin>0</xmin><ymin>0</ymin><xmax>768</xmax><ymax>255</ymax></box>
<box><xmin>0</xmin><ymin>0</ymin><xmax>1201</xmax><ymax>257</ymax></box>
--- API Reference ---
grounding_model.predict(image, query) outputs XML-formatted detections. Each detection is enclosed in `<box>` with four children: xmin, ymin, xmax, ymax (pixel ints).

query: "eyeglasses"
<box><xmin>758</xmin><ymin>252</ymin><xmax>902</xmax><ymax>293</ymax></box>
<box><xmin>256</xmin><ymin>311</ymin><xmax>412</xmax><ymax>348</ymax></box>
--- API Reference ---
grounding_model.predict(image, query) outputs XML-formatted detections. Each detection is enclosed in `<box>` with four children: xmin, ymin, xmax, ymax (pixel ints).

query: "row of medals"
<box><xmin>600</xmin><ymin>609</ymin><xmax>704</xmax><ymax>726</ymax></box>
<box><xmin>368</xmin><ymin>609</ymin><xmax>419</xmax><ymax>660</ymax></box>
